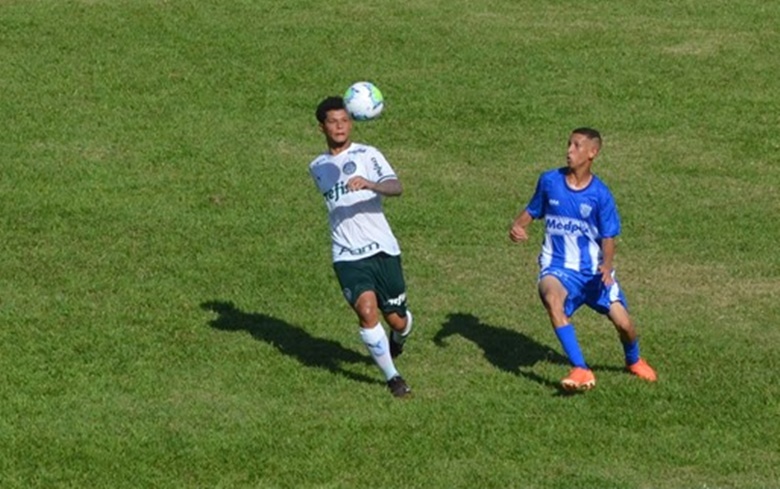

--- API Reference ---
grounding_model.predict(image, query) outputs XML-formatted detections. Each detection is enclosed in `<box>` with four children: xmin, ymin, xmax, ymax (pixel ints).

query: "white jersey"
<box><xmin>309</xmin><ymin>142</ymin><xmax>401</xmax><ymax>263</ymax></box>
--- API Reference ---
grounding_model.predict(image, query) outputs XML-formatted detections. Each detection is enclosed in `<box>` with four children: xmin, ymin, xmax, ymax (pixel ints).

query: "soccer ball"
<box><xmin>343</xmin><ymin>81</ymin><xmax>384</xmax><ymax>121</ymax></box>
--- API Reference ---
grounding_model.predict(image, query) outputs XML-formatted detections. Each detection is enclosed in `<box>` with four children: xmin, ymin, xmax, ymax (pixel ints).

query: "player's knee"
<box><xmin>354</xmin><ymin>305</ymin><xmax>378</xmax><ymax>325</ymax></box>
<box><xmin>539</xmin><ymin>293</ymin><xmax>563</xmax><ymax>313</ymax></box>
<box><xmin>384</xmin><ymin>312</ymin><xmax>406</xmax><ymax>331</ymax></box>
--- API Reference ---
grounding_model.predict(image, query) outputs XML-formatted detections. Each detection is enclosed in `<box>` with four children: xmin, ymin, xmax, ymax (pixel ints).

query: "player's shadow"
<box><xmin>201</xmin><ymin>300</ymin><xmax>379</xmax><ymax>385</ymax></box>
<box><xmin>434</xmin><ymin>312</ymin><xmax>571</xmax><ymax>391</ymax></box>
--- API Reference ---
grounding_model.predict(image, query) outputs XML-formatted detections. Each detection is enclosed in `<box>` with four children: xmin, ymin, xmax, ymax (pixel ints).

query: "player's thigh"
<box><xmin>333</xmin><ymin>259</ymin><xmax>375</xmax><ymax>309</ymax></box>
<box><xmin>538</xmin><ymin>269</ymin><xmax>584</xmax><ymax>318</ymax></box>
<box><xmin>586</xmin><ymin>273</ymin><xmax>630</xmax><ymax>318</ymax></box>
<box><xmin>538</xmin><ymin>274</ymin><xmax>567</xmax><ymax>306</ymax></box>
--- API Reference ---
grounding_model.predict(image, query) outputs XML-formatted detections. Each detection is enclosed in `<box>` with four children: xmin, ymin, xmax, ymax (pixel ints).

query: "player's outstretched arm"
<box><xmin>509</xmin><ymin>210</ymin><xmax>533</xmax><ymax>242</ymax></box>
<box><xmin>347</xmin><ymin>176</ymin><xmax>402</xmax><ymax>197</ymax></box>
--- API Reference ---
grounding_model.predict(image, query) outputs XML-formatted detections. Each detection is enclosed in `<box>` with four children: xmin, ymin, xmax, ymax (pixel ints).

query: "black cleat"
<box><xmin>387</xmin><ymin>375</ymin><xmax>411</xmax><ymax>398</ymax></box>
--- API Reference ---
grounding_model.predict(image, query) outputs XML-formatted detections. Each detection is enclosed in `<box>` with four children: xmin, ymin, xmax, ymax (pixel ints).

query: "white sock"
<box><xmin>360</xmin><ymin>324</ymin><xmax>399</xmax><ymax>381</ymax></box>
<box><xmin>392</xmin><ymin>310</ymin><xmax>413</xmax><ymax>342</ymax></box>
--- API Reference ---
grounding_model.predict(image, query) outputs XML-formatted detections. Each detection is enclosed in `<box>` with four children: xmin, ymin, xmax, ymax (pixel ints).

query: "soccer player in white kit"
<box><xmin>509</xmin><ymin>128</ymin><xmax>657</xmax><ymax>391</ymax></box>
<box><xmin>309</xmin><ymin>96</ymin><xmax>414</xmax><ymax>398</ymax></box>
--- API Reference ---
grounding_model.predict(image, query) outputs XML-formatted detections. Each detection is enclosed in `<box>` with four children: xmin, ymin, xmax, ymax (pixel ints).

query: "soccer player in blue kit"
<box><xmin>509</xmin><ymin>128</ymin><xmax>657</xmax><ymax>391</ymax></box>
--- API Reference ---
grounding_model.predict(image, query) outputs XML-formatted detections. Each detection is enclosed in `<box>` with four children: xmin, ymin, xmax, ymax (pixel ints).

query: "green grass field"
<box><xmin>1</xmin><ymin>1</ymin><xmax>779</xmax><ymax>487</ymax></box>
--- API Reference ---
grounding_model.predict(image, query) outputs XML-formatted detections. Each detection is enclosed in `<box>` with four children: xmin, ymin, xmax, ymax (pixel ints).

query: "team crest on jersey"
<box><xmin>342</xmin><ymin>161</ymin><xmax>357</xmax><ymax>175</ymax></box>
<box><xmin>579</xmin><ymin>203</ymin><xmax>593</xmax><ymax>218</ymax></box>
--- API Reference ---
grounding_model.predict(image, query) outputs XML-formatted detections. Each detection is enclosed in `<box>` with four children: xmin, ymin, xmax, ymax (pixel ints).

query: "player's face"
<box><xmin>566</xmin><ymin>133</ymin><xmax>599</xmax><ymax>169</ymax></box>
<box><xmin>320</xmin><ymin>109</ymin><xmax>352</xmax><ymax>148</ymax></box>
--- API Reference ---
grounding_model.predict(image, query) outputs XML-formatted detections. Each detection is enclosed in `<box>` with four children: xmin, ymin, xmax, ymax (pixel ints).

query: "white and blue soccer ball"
<box><xmin>343</xmin><ymin>81</ymin><xmax>384</xmax><ymax>121</ymax></box>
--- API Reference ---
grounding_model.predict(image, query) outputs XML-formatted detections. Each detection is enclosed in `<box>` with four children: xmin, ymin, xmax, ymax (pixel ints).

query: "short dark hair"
<box><xmin>572</xmin><ymin>127</ymin><xmax>602</xmax><ymax>148</ymax></box>
<box><xmin>315</xmin><ymin>96</ymin><xmax>346</xmax><ymax>123</ymax></box>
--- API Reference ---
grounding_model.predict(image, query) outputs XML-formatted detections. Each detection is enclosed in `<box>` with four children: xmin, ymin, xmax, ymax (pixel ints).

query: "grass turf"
<box><xmin>0</xmin><ymin>0</ymin><xmax>778</xmax><ymax>487</ymax></box>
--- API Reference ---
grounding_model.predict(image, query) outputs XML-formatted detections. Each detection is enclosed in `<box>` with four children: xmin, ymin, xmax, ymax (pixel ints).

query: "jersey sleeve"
<box><xmin>309</xmin><ymin>162</ymin><xmax>328</xmax><ymax>193</ymax></box>
<box><xmin>310</xmin><ymin>156</ymin><xmax>342</xmax><ymax>194</ymax></box>
<box><xmin>525</xmin><ymin>173</ymin><xmax>546</xmax><ymax>219</ymax></box>
<box><xmin>598</xmin><ymin>187</ymin><xmax>621</xmax><ymax>238</ymax></box>
<box><xmin>366</xmin><ymin>148</ymin><xmax>397</xmax><ymax>183</ymax></box>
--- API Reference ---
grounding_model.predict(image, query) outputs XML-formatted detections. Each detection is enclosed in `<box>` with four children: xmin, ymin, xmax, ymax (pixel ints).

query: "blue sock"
<box><xmin>554</xmin><ymin>324</ymin><xmax>588</xmax><ymax>368</ymax></box>
<box><xmin>622</xmin><ymin>338</ymin><xmax>640</xmax><ymax>365</ymax></box>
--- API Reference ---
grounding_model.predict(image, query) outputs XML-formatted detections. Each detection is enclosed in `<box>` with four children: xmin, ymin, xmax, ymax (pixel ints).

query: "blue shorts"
<box><xmin>539</xmin><ymin>267</ymin><xmax>628</xmax><ymax>318</ymax></box>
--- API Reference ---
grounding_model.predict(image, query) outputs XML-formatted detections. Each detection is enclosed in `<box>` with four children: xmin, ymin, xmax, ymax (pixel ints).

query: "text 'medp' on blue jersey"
<box><xmin>525</xmin><ymin>168</ymin><xmax>621</xmax><ymax>276</ymax></box>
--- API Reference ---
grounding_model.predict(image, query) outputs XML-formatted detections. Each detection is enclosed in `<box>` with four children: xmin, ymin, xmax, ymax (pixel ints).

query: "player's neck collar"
<box><xmin>565</xmin><ymin>170</ymin><xmax>593</xmax><ymax>190</ymax></box>
<box><xmin>328</xmin><ymin>141</ymin><xmax>353</xmax><ymax>156</ymax></box>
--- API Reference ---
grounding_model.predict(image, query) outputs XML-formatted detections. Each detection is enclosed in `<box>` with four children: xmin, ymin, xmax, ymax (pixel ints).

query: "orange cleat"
<box><xmin>561</xmin><ymin>367</ymin><xmax>596</xmax><ymax>391</ymax></box>
<box><xmin>627</xmin><ymin>358</ymin><xmax>657</xmax><ymax>382</ymax></box>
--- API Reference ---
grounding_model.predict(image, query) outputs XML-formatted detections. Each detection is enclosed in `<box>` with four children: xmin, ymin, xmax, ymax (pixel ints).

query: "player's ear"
<box><xmin>589</xmin><ymin>143</ymin><xmax>600</xmax><ymax>159</ymax></box>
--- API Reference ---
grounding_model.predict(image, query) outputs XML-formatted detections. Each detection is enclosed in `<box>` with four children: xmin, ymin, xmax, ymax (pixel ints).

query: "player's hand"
<box><xmin>346</xmin><ymin>176</ymin><xmax>374</xmax><ymax>191</ymax></box>
<box><xmin>599</xmin><ymin>266</ymin><xmax>615</xmax><ymax>286</ymax></box>
<box><xmin>509</xmin><ymin>224</ymin><xmax>529</xmax><ymax>242</ymax></box>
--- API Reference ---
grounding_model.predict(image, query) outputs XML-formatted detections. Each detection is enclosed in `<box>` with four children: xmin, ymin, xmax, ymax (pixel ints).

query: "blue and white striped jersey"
<box><xmin>525</xmin><ymin>168</ymin><xmax>621</xmax><ymax>276</ymax></box>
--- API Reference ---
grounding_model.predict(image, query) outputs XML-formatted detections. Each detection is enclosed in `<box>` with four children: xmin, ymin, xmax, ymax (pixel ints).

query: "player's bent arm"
<box><xmin>372</xmin><ymin>178</ymin><xmax>403</xmax><ymax>197</ymax></box>
<box><xmin>347</xmin><ymin>176</ymin><xmax>402</xmax><ymax>196</ymax></box>
<box><xmin>509</xmin><ymin>210</ymin><xmax>534</xmax><ymax>242</ymax></box>
<box><xmin>600</xmin><ymin>237</ymin><xmax>616</xmax><ymax>285</ymax></box>
<box><xmin>600</xmin><ymin>237</ymin><xmax>616</xmax><ymax>271</ymax></box>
